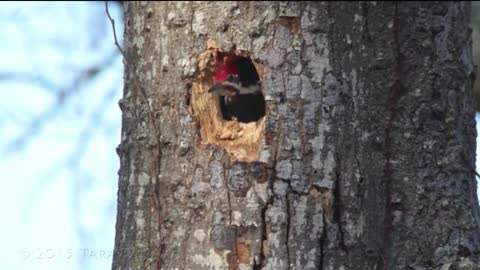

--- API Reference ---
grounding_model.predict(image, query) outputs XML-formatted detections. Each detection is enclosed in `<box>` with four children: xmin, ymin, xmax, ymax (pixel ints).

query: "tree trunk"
<box><xmin>113</xmin><ymin>2</ymin><xmax>480</xmax><ymax>269</ymax></box>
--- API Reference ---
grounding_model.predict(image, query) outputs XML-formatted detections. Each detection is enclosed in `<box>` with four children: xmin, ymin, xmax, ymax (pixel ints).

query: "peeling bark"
<box><xmin>112</xmin><ymin>2</ymin><xmax>480</xmax><ymax>270</ymax></box>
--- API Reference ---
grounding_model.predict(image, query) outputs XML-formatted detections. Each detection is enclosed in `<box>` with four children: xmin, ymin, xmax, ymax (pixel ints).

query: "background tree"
<box><xmin>113</xmin><ymin>2</ymin><xmax>480</xmax><ymax>269</ymax></box>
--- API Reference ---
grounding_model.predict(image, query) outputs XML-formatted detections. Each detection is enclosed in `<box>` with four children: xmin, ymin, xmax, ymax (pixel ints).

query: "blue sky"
<box><xmin>0</xmin><ymin>2</ymin><xmax>122</xmax><ymax>269</ymax></box>
<box><xmin>0</xmin><ymin>2</ymin><xmax>478</xmax><ymax>270</ymax></box>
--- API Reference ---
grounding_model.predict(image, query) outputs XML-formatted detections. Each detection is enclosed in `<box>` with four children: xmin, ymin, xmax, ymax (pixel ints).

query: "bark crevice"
<box><xmin>225</xmin><ymin>166</ymin><xmax>239</xmax><ymax>270</ymax></box>
<box><xmin>381</xmin><ymin>3</ymin><xmax>406</xmax><ymax>269</ymax></box>
<box><xmin>254</xmin><ymin>196</ymin><xmax>272</xmax><ymax>270</ymax></box>
<box><xmin>334</xmin><ymin>152</ymin><xmax>349</xmax><ymax>264</ymax></box>
<box><xmin>286</xmin><ymin>192</ymin><xmax>292</xmax><ymax>270</ymax></box>
<box><xmin>319</xmin><ymin>212</ymin><xmax>327</xmax><ymax>270</ymax></box>
<box><xmin>361</xmin><ymin>2</ymin><xmax>372</xmax><ymax>42</ymax></box>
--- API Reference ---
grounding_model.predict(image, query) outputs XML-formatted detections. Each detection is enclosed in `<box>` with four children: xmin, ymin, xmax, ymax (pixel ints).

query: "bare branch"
<box><xmin>0</xmin><ymin>72</ymin><xmax>55</xmax><ymax>92</ymax></box>
<box><xmin>1</xmin><ymin>51</ymin><xmax>119</xmax><ymax>155</ymax></box>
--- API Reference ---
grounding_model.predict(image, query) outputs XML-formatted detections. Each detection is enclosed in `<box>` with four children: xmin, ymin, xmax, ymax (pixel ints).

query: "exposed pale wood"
<box><xmin>191</xmin><ymin>41</ymin><xmax>266</xmax><ymax>162</ymax></box>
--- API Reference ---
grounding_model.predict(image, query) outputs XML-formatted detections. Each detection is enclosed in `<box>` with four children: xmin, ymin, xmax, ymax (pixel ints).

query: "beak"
<box><xmin>208</xmin><ymin>83</ymin><xmax>238</xmax><ymax>96</ymax></box>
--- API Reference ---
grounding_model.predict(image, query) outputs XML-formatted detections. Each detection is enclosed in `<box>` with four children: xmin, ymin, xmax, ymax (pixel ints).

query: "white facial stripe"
<box><xmin>222</xmin><ymin>81</ymin><xmax>242</xmax><ymax>88</ymax></box>
<box><xmin>222</xmin><ymin>82</ymin><xmax>259</xmax><ymax>95</ymax></box>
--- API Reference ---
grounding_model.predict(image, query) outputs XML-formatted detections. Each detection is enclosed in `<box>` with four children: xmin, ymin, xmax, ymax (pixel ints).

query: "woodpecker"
<box><xmin>208</xmin><ymin>60</ymin><xmax>262</xmax><ymax>98</ymax></box>
<box><xmin>208</xmin><ymin>56</ymin><xmax>265</xmax><ymax>123</ymax></box>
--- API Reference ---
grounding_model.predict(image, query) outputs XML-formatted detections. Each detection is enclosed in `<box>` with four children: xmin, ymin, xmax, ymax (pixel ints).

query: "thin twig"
<box><xmin>105</xmin><ymin>1</ymin><xmax>128</xmax><ymax>63</ymax></box>
<box><xmin>105</xmin><ymin>1</ymin><xmax>160</xmax><ymax>139</ymax></box>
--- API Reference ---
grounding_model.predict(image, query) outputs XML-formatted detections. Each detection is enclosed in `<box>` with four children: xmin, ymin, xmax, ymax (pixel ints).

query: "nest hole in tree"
<box><xmin>190</xmin><ymin>41</ymin><xmax>267</xmax><ymax>162</ymax></box>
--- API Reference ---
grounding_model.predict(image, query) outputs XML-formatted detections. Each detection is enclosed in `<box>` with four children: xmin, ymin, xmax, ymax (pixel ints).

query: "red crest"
<box><xmin>213</xmin><ymin>64</ymin><xmax>239</xmax><ymax>83</ymax></box>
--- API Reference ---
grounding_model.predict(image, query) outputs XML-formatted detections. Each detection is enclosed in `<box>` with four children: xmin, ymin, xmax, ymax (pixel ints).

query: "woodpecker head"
<box><xmin>208</xmin><ymin>60</ymin><xmax>261</xmax><ymax>97</ymax></box>
<box><xmin>207</xmin><ymin>54</ymin><xmax>266</xmax><ymax>123</ymax></box>
<box><xmin>208</xmin><ymin>64</ymin><xmax>242</xmax><ymax>96</ymax></box>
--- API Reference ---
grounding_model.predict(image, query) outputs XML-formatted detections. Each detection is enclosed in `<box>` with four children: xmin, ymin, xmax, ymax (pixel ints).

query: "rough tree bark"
<box><xmin>112</xmin><ymin>2</ymin><xmax>480</xmax><ymax>269</ymax></box>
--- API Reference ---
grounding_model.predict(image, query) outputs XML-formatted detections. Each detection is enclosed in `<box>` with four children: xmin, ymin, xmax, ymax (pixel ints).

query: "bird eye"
<box><xmin>225</xmin><ymin>74</ymin><xmax>241</xmax><ymax>84</ymax></box>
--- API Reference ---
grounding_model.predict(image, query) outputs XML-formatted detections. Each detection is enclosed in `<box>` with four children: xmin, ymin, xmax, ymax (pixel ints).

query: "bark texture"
<box><xmin>113</xmin><ymin>2</ymin><xmax>480</xmax><ymax>270</ymax></box>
